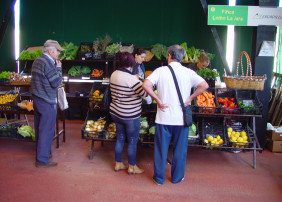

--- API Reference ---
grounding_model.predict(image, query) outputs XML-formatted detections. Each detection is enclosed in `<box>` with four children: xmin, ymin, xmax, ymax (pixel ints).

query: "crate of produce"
<box><xmin>139</xmin><ymin>117</ymin><xmax>156</xmax><ymax>143</ymax></box>
<box><xmin>88</xmin><ymin>83</ymin><xmax>108</xmax><ymax>108</ymax></box>
<box><xmin>0</xmin><ymin>94</ymin><xmax>18</xmax><ymax>111</ymax></box>
<box><xmin>0</xmin><ymin>78</ymin><xmax>10</xmax><ymax>84</ymax></box>
<box><xmin>0</xmin><ymin>124</ymin><xmax>18</xmax><ymax>139</ymax></box>
<box><xmin>201</xmin><ymin>117</ymin><xmax>226</xmax><ymax>148</ymax></box>
<box><xmin>236</xmin><ymin>89</ymin><xmax>262</xmax><ymax>115</ymax></box>
<box><xmin>193</xmin><ymin>88</ymin><xmax>219</xmax><ymax>114</ymax></box>
<box><xmin>77</xmin><ymin>42</ymin><xmax>93</xmax><ymax>60</ymax></box>
<box><xmin>224</xmin><ymin>119</ymin><xmax>253</xmax><ymax>148</ymax></box>
<box><xmin>188</xmin><ymin>122</ymin><xmax>200</xmax><ymax>145</ymax></box>
<box><xmin>81</xmin><ymin>110</ymin><xmax>112</xmax><ymax>139</ymax></box>
<box><xmin>216</xmin><ymin>88</ymin><xmax>240</xmax><ymax>114</ymax></box>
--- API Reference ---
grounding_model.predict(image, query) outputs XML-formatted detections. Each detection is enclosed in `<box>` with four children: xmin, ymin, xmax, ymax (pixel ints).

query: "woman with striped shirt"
<box><xmin>110</xmin><ymin>52</ymin><xmax>148</xmax><ymax>175</ymax></box>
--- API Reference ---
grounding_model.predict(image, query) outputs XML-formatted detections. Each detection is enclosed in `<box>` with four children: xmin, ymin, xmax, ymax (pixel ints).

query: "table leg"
<box><xmin>253</xmin><ymin>140</ymin><xmax>257</xmax><ymax>169</ymax></box>
<box><xmin>89</xmin><ymin>140</ymin><xmax>95</xmax><ymax>160</ymax></box>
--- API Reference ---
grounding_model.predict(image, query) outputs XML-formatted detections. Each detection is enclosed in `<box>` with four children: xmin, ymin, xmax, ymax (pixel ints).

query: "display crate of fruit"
<box><xmin>201</xmin><ymin>117</ymin><xmax>227</xmax><ymax>148</ymax></box>
<box><xmin>224</xmin><ymin>119</ymin><xmax>253</xmax><ymax>149</ymax></box>
<box><xmin>193</xmin><ymin>88</ymin><xmax>220</xmax><ymax>114</ymax></box>
<box><xmin>215</xmin><ymin>88</ymin><xmax>240</xmax><ymax>114</ymax></box>
<box><xmin>235</xmin><ymin>89</ymin><xmax>262</xmax><ymax>115</ymax></box>
<box><xmin>88</xmin><ymin>82</ymin><xmax>108</xmax><ymax>109</ymax></box>
<box><xmin>0</xmin><ymin>93</ymin><xmax>18</xmax><ymax>111</ymax></box>
<box><xmin>81</xmin><ymin>110</ymin><xmax>115</xmax><ymax>139</ymax></box>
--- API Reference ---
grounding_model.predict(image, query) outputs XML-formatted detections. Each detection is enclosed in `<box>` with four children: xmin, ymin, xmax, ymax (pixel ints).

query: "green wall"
<box><xmin>0</xmin><ymin>0</ymin><xmax>256</xmax><ymax>77</ymax></box>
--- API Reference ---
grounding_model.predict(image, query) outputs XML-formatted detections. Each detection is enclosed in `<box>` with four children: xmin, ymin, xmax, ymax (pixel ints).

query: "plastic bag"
<box><xmin>58</xmin><ymin>87</ymin><xmax>69</xmax><ymax>111</ymax></box>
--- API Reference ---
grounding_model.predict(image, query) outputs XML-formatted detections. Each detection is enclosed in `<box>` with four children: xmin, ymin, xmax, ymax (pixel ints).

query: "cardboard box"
<box><xmin>266</xmin><ymin>140</ymin><xmax>282</xmax><ymax>152</ymax></box>
<box><xmin>266</xmin><ymin>126</ymin><xmax>282</xmax><ymax>141</ymax></box>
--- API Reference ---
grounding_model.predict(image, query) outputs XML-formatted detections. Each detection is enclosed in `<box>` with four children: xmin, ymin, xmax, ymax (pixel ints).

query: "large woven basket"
<box><xmin>223</xmin><ymin>51</ymin><xmax>266</xmax><ymax>91</ymax></box>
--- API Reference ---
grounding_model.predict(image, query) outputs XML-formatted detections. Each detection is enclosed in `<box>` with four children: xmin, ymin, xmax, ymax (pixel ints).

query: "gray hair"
<box><xmin>43</xmin><ymin>46</ymin><xmax>55</xmax><ymax>53</ymax></box>
<box><xmin>167</xmin><ymin>45</ymin><xmax>185</xmax><ymax>62</ymax></box>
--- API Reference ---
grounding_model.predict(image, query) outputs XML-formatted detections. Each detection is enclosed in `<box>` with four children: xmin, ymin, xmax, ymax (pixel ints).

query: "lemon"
<box><xmin>207</xmin><ymin>136</ymin><xmax>213</xmax><ymax>142</ymax></box>
<box><xmin>219</xmin><ymin>139</ymin><xmax>224</xmax><ymax>144</ymax></box>
<box><xmin>231</xmin><ymin>137</ymin><xmax>237</xmax><ymax>142</ymax></box>
<box><xmin>232</xmin><ymin>131</ymin><xmax>236</xmax><ymax>136</ymax></box>
<box><xmin>240</xmin><ymin>131</ymin><xmax>247</xmax><ymax>137</ymax></box>
<box><xmin>243</xmin><ymin>136</ymin><xmax>248</xmax><ymax>141</ymax></box>
<box><xmin>228</xmin><ymin>132</ymin><xmax>231</xmax><ymax>137</ymax></box>
<box><xmin>237</xmin><ymin>137</ymin><xmax>244</xmax><ymax>142</ymax></box>
<box><xmin>204</xmin><ymin>139</ymin><xmax>209</xmax><ymax>144</ymax></box>
<box><xmin>227</xmin><ymin>127</ymin><xmax>233</xmax><ymax>133</ymax></box>
<box><xmin>216</xmin><ymin>135</ymin><xmax>221</xmax><ymax>140</ymax></box>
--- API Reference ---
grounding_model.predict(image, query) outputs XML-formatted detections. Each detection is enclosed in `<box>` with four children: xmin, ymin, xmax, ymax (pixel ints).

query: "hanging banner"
<box><xmin>208</xmin><ymin>5</ymin><xmax>282</xmax><ymax>26</ymax></box>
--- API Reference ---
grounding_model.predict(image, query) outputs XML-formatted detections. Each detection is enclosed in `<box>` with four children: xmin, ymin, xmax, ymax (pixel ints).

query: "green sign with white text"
<box><xmin>208</xmin><ymin>5</ymin><xmax>248</xmax><ymax>26</ymax></box>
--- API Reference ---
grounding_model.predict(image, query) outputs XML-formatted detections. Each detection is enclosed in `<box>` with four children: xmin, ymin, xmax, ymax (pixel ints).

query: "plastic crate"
<box><xmin>88</xmin><ymin>83</ymin><xmax>109</xmax><ymax>109</ymax></box>
<box><xmin>224</xmin><ymin>119</ymin><xmax>253</xmax><ymax>149</ymax></box>
<box><xmin>236</xmin><ymin>89</ymin><xmax>262</xmax><ymax>115</ymax></box>
<box><xmin>77</xmin><ymin>42</ymin><xmax>93</xmax><ymax>60</ymax></box>
<box><xmin>215</xmin><ymin>88</ymin><xmax>240</xmax><ymax>114</ymax></box>
<box><xmin>0</xmin><ymin>78</ymin><xmax>10</xmax><ymax>84</ymax></box>
<box><xmin>201</xmin><ymin>117</ymin><xmax>227</xmax><ymax>148</ymax></box>
<box><xmin>193</xmin><ymin>88</ymin><xmax>219</xmax><ymax>114</ymax></box>
<box><xmin>81</xmin><ymin>110</ymin><xmax>111</xmax><ymax>139</ymax></box>
<box><xmin>0</xmin><ymin>94</ymin><xmax>18</xmax><ymax>111</ymax></box>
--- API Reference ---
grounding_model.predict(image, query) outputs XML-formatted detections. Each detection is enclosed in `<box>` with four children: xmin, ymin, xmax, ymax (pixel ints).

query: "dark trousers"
<box><xmin>153</xmin><ymin>124</ymin><xmax>189</xmax><ymax>184</ymax></box>
<box><xmin>33</xmin><ymin>95</ymin><xmax>57</xmax><ymax>164</ymax></box>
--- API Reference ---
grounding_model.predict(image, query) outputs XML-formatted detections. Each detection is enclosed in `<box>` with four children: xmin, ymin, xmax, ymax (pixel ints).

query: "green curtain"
<box><xmin>276</xmin><ymin>27</ymin><xmax>282</xmax><ymax>73</ymax></box>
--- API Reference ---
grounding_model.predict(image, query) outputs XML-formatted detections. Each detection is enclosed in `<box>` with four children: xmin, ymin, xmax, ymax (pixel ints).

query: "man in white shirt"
<box><xmin>143</xmin><ymin>45</ymin><xmax>208</xmax><ymax>185</ymax></box>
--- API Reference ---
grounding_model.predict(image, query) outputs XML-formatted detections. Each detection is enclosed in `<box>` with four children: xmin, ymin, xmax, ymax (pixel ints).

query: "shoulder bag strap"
<box><xmin>168</xmin><ymin>65</ymin><xmax>185</xmax><ymax>110</ymax></box>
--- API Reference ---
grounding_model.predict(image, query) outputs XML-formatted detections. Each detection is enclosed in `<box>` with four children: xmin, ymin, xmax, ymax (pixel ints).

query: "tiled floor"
<box><xmin>0</xmin><ymin>119</ymin><xmax>281</xmax><ymax>202</ymax></box>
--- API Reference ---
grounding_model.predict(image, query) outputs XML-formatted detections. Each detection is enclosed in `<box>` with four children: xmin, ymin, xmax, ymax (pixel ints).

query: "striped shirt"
<box><xmin>31</xmin><ymin>54</ymin><xmax>62</xmax><ymax>104</ymax></box>
<box><xmin>109</xmin><ymin>68</ymin><xmax>147</xmax><ymax>119</ymax></box>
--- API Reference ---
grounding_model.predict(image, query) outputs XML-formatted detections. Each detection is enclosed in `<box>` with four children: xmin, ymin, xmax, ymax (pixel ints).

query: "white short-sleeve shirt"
<box><xmin>147</xmin><ymin>62</ymin><xmax>204</xmax><ymax>125</ymax></box>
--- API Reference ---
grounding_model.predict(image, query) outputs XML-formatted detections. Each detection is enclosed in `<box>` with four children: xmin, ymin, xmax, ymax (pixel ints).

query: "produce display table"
<box><xmin>83</xmin><ymin>110</ymin><xmax>262</xmax><ymax>169</ymax></box>
<box><xmin>0</xmin><ymin>84</ymin><xmax>66</xmax><ymax>148</ymax></box>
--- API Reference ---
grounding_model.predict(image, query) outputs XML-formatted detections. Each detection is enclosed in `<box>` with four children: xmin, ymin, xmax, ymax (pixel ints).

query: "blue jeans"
<box><xmin>110</xmin><ymin>114</ymin><xmax>140</xmax><ymax>166</ymax></box>
<box><xmin>33</xmin><ymin>95</ymin><xmax>57</xmax><ymax>164</ymax></box>
<box><xmin>153</xmin><ymin>124</ymin><xmax>189</xmax><ymax>185</ymax></box>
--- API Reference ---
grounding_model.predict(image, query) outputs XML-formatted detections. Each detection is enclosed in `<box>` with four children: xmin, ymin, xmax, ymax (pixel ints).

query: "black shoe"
<box><xmin>36</xmin><ymin>161</ymin><xmax>58</xmax><ymax>168</ymax></box>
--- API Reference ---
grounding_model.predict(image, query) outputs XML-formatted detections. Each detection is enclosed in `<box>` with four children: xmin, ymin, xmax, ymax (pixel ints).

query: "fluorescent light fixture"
<box><xmin>226</xmin><ymin>0</ymin><xmax>236</xmax><ymax>73</ymax></box>
<box><xmin>14</xmin><ymin>0</ymin><xmax>20</xmax><ymax>73</ymax></box>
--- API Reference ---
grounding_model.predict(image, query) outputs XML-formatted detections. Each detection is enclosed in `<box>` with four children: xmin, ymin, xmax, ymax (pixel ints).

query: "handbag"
<box><xmin>102</xmin><ymin>84</ymin><xmax>112</xmax><ymax>108</ymax></box>
<box><xmin>168</xmin><ymin>65</ymin><xmax>192</xmax><ymax>127</ymax></box>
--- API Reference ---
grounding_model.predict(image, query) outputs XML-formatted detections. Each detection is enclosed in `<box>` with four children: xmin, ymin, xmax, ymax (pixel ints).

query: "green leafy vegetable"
<box><xmin>17</xmin><ymin>125</ymin><xmax>34</xmax><ymax>138</ymax></box>
<box><xmin>180</xmin><ymin>42</ymin><xmax>189</xmax><ymax>63</ymax></box>
<box><xmin>60</xmin><ymin>42</ymin><xmax>79</xmax><ymax>60</ymax></box>
<box><xmin>197</xmin><ymin>68</ymin><xmax>219</xmax><ymax>79</ymax></box>
<box><xmin>151</xmin><ymin>43</ymin><xmax>167</xmax><ymax>60</ymax></box>
<box><xmin>187</xmin><ymin>46</ymin><xmax>201</xmax><ymax>63</ymax></box>
<box><xmin>19</xmin><ymin>50</ymin><xmax>42</xmax><ymax>60</ymax></box>
<box><xmin>68</xmin><ymin>66</ymin><xmax>82</xmax><ymax>77</ymax></box>
<box><xmin>81</xmin><ymin>66</ymin><xmax>91</xmax><ymax>74</ymax></box>
<box><xmin>149</xmin><ymin>126</ymin><xmax>155</xmax><ymax>135</ymax></box>
<box><xmin>0</xmin><ymin>71</ymin><xmax>10</xmax><ymax>79</ymax></box>
<box><xmin>105</xmin><ymin>43</ymin><xmax>120</xmax><ymax>54</ymax></box>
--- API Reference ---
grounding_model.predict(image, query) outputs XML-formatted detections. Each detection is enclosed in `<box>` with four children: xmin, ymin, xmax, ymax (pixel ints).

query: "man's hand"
<box><xmin>56</xmin><ymin>60</ymin><xmax>62</xmax><ymax>67</ymax></box>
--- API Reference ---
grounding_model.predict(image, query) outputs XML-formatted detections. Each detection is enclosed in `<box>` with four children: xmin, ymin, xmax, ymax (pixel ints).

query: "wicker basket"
<box><xmin>223</xmin><ymin>51</ymin><xmax>266</xmax><ymax>91</ymax></box>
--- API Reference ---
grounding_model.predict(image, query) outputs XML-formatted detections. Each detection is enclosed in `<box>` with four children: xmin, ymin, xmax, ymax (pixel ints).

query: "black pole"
<box><xmin>199</xmin><ymin>0</ymin><xmax>231</xmax><ymax>75</ymax></box>
<box><xmin>0</xmin><ymin>0</ymin><xmax>17</xmax><ymax>48</ymax></box>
